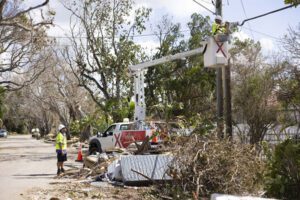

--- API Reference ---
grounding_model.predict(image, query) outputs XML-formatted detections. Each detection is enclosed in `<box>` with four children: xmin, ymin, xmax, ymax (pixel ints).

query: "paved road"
<box><xmin>0</xmin><ymin>135</ymin><xmax>62</xmax><ymax>200</ymax></box>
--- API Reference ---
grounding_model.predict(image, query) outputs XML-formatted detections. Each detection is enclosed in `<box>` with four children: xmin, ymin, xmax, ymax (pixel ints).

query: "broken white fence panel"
<box><xmin>120</xmin><ymin>155</ymin><xmax>173</xmax><ymax>185</ymax></box>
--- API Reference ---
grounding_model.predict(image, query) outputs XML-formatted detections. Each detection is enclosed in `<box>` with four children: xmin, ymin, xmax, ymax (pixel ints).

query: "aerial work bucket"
<box><xmin>204</xmin><ymin>36</ymin><xmax>228</xmax><ymax>68</ymax></box>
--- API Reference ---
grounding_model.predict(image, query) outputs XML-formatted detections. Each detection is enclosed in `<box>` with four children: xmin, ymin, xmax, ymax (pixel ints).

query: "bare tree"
<box><xmin>28</xmin><ymin>54</ymin><xmax>91</xmax><ymax>128</ymax></box>
<box><xmin>0</xmin><ymin>0</ymin><xmax>53</xmax><ymax>90</ymax></box>
<box><xmin>282</xmin><ymin>24</ymin><xmax>300</xmax><ymax>63</ymax></box>
<box><xmin>2</xmin><ymin>48</ymin><xmax>96</xmax><ymax>136</ymax></box>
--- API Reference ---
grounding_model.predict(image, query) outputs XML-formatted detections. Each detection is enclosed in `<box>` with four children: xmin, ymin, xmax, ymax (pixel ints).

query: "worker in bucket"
<box><xmin>212</xmin><ymin>15</ymin><xmax>226</xmax><ymax>35</ymax></box>
<box><xmin>56</xmin><ymin>124</ymin><xmax>68</xmax><ymax>175</ymax></box>
<box><xmin>212</xmin><ymin>15</ymin><xmax>230</xmax><ymax>42</ymax></box>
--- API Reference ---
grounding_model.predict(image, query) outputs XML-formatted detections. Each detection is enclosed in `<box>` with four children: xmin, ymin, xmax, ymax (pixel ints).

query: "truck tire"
<box><xmin>89</xmin><ymin>139</ymin><xmax>102</xmax><ymax>155</ymax></box>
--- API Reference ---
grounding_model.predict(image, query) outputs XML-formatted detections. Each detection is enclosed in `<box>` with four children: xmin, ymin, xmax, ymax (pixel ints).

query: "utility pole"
<box><xmin>215</xmin><ymin>0</ymin><xmax>224</xmax><ymax>139</ymax></box>
<box><xmin>224</xmin><ymin>59</ymin><xmax>232</xmax><ymax>138</ymax></box>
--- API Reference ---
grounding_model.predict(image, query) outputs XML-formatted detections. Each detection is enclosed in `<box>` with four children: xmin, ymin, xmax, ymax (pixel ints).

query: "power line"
<box><xmin>3</xmin><ymin>25</ymin><xmax>283</xmax><ymax>44</ymax></box>
<box><xmin>54</xmin><ymin>27</ymin><xmax>290</xmax><ymax>47</ymax></box>
<box><xmin>239</xmin><ymin>4</ymin><xmax>296</xmax><ymax>26</ymax></box>
<box><xmin>1</xmin><ymin>27</ymin><xmax>288</xmax><ymax>51</ymax></box>
<box><xmin>1</xmin><ymin>23</ymin><xmax>286</xmax><ymax>48</ymax></box>
<box><xmin>33</xmin><ymin>28</ymin><xmax>194</xmax><ymax>40</ymax></box>
<box><xmin>242</xmin><ymin>26</ymin><xmax>281</xmax><ymax>41</ymax></box>
<box><xmin>237</xmin><ymin>27</ymin><xmax>294</xmax><ymax>50</ymax></box>
<box><xmin>37</xmin><ymin>2</ymin><xmax>296</xmax><ymax>44</ymax></box>
<box><xmin>199</xmin><ymin>0</ymin><xmax>214</xmax><ymax>5</ymax></box>
<box><xmin>192</xmin><ymin>0</ymin><xmax>216</xmax><ymax>15</ymax></box>
<box><xmin>240</xmin><ymin>0</ymin><xmax>255</xmax><ymax>39</ymax></box>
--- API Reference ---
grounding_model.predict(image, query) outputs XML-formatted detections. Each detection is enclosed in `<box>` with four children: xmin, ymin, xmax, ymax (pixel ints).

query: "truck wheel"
<box><xmin>89</xmin><ymin>139</ymin><xmax>102</xmax><ymax>155</ymax></box>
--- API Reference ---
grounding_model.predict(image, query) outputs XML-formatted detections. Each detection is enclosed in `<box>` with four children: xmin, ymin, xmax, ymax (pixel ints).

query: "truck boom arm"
<box><xmin>129</xmin><ymin>44</ymin><xmax>207</xmax><ymax>72</ymax></box>
<box><xmin>129</xmin><ymin>41</ymin><xmax>208</xmax><ymax>122</ymax></box>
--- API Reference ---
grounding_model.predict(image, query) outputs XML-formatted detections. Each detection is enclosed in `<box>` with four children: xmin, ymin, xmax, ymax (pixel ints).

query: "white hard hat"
<box><xmin>215</xmin><ymin>15</ymin><xmax>222</xmax><ymax>21</ymax></box>
<box><xmin>58</xmin><ymin>124</ymin><xmax>66</xmax><ymax>131</ymax></box>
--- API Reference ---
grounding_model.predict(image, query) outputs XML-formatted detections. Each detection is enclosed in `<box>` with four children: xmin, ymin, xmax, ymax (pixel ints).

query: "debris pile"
<box><xmin>58</xmin><ymin>153</ymin><xmax>118</xmax><ymax>180</ymax></box>
<box><xmin>158</xmin><ymin>134</ymin><xmax>266</xmax><ymax>199</ymax></box>
<box><xmin>47</xmin><ymin>133</ymin><xmax>271</xmax><ymax>200</ymax></box>
<box><xmin>58</xmin><ymin>143</ymin><xmax>173</xmax><ymax>187</ymax></box>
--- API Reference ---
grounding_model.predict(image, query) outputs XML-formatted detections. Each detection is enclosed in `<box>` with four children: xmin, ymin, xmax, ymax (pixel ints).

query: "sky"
<box><xmin>45</xmin><ymin>0</ymin><xmax>300</xmax><ymax>54</ymax></box>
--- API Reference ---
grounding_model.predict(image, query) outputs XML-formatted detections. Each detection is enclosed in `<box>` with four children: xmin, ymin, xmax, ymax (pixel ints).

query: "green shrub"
<box><xmin>264</xmin><ymin>139</ymin><xmax>300</xmax><ymax>200</ymax></box>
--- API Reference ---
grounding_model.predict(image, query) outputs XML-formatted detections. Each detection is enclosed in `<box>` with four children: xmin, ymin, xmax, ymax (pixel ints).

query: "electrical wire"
<box><xmin>240</xmin><ymin>0</ymin><xmax>255</xmax><ymax>39</ymax></box>
<box><xmin>241</xmin><ymin>27</ymin><xmax>293</xmax><ymax>47</ymax></box>
<box><xmin>1</xmin><ymin>27</ymin><xmax>286</xmax><ymax>51</ymax></box>
<box><xmin>31</xmin><ymin>28</ymin><xmax>192</xmax><ymax>40</ymax></box>
<box><xmin>240</xmin><ymin>4</ymin><xmax>295</xmax><ymax>26</ymax></box>
<box><xmin>242</xmin><ymin>26</ymin><xmax>281</xmax><ymax>41</ymax></box>
<box><xmin>199</xmin><ymin>0</ymin><xmax>214</xmax><ymax>5</ymax></box>
<box><xmin>192</xmin><ymin>0</ymin><xmax>216</xmax><ymax>15</ymax></box>
<box><xmin>2</xmin><ymin>24</ymin><xmax>282</xmax><ymax>43</ymax></box>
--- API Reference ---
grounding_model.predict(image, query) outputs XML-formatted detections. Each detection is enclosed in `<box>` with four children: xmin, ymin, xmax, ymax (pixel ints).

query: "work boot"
<box><xmin>61</xmin><ymin>168</ymin><xmax>65</xmax><ymax>173</ymax></box>
<box><xmin>57</xmin><ymin>168</ymin><xmax>61</xmax><ymax>175</ymax></box>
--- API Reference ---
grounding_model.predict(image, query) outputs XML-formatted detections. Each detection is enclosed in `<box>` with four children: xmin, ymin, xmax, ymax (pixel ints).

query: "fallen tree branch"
<box><xmin>131</xmin><ymin>168</ymin><xmax>154</xmax><ymax>183</ymax></box>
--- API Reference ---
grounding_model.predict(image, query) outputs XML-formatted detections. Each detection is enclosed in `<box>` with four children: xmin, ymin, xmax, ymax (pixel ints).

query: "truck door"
<box><xmin>112</xmin><ymin>124</ymin><xmax>131</xmax><ymax>148</ymax></box>
<box><xmin>100</xmin><ymin>125</ymin><xmax>116</xmax><ymax>151</ymax></box>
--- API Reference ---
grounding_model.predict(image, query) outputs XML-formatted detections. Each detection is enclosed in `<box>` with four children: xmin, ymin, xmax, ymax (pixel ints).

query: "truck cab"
<box><xmin>89</xmin><ymin>122</ymin><xmax>132</xmax><ymax>154</ymax></box>
<box><xmin>88</xmin><ymin>120</ymin><xmax>190</xmax><ymax>155</ymax></box>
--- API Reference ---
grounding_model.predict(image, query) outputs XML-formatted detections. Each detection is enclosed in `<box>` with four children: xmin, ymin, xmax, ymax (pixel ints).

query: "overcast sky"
<box><xmin>46</xmin><ymin>0</ymin><xmax>300</xmax><ymax>54</ymax></box>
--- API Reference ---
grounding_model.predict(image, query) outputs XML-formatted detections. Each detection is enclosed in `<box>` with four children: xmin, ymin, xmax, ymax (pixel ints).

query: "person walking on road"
<box><xmin>56</xmin><ymin>124</ymin><xmax>67</xmax><ymax>175</ymax></box>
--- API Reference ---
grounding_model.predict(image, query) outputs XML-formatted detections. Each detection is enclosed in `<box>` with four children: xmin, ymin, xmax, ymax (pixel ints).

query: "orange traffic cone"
<box><xmin>76</xmin><ymin>143</ymin><xmax>83</xmax><ymax>162</ymax></box>
<box><xmin>151</xmin><ymin>131</ymin><xmax>159</xmax><ymax>144</ymax></box>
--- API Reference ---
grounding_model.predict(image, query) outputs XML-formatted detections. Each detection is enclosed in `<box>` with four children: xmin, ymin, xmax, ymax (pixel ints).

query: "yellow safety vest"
<box><xmin>212</xmin><ymin>22</ymin><xmax>225</xmax><ymax>35</ymax></box>
<box><xmin>55</xmin><ymin>132</ymin><xmax>67</xmax><ymax>150</ymax></box>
